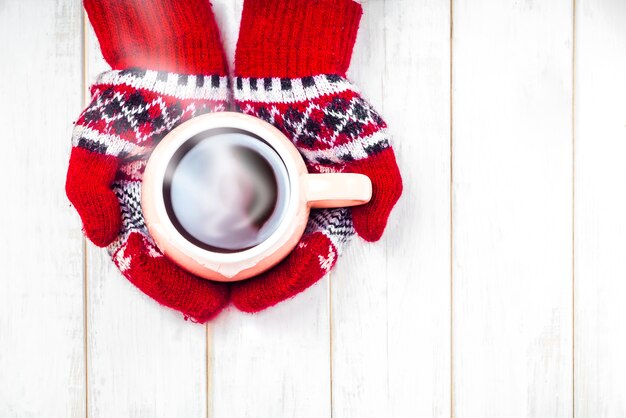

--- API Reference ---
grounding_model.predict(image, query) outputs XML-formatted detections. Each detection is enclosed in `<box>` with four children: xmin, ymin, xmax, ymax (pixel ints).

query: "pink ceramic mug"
<box><xmin>142</xmin><ymin>112</ymin><xmax>372</xmax><ymax>282</ymax></box>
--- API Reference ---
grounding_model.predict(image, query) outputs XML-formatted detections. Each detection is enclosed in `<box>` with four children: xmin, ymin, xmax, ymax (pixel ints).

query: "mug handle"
<box><xmin>304</xmin><ymin>173</ymin><xmax>372</xmax><ymax>209</ymax></box>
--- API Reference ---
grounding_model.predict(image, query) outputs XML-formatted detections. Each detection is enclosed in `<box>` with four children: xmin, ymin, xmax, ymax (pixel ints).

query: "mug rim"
<box><xmin>142</xmin><ymin>112</ymin><xmax>309</xmax><ymax>281</ymax></box>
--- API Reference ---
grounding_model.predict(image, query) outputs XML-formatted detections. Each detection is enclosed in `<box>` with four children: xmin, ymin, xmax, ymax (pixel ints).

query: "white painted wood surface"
<box><xmin>452</xmin><ymin>0</ymin><xmax>574</xmax><ymax>417</ymax></box>
<box><xmin>574</xmin><ymin>1</ymin><xmax>626</xmax><ymax>417</ymax></box>
<box><xmin>0</xmin><ymin>1</ymin><xmax>85</xmax><ymax>417</ymax></box>
<box><xmin>2</xmin><ymin>0</ymin><xmax>626</xmax><ymax>416</ymax></box>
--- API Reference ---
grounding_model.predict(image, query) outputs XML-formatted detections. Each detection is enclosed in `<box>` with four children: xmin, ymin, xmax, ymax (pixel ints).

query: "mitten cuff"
<box><xmin>84</xmin><ymin>0</ymin><xmax>227</xmax><ymax>75</ymax></box>
<box><xmin>235</xmin><ymin>0</ymin><xmax>363</xmax><ymax>78</ymax></box>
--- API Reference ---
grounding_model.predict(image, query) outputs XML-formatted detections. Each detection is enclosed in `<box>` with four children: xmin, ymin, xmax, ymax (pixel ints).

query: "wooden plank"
<box><xmin>84</xmin><ymin>23</ymin><xmax>208</xmax><ymax>418</ymax></box>
<box><xmin>331</xmin><ymin>0</ymin><xmax>452</xmax><ymax>417</ymax></box>
<box><xmin>574</xmin><ymin>1</ymin><xmax>626</xmax><ymax>417</ymax></box>
<box><xmin>210</xmin><ymin>288</ymin><xmax>331</xmax><ymax>418</ymax></box>
<box><xmin>0</xmin><ymin>1</ymin><xmax>86</xmax><ymax>417</ymax></box>
<box><xmin>382</xmin><ymin>1</ymin><xmax>452</xmax><ymax>416</ymax></box>
<box><xmin>209</xmin><ymin>2</ymin><xmax>331</xmax><ymax>417</ymax></box>
<box><xmin>452</xmin><ymin>0</ymin><xmax>573</xmax><ymax>417</ymax></box>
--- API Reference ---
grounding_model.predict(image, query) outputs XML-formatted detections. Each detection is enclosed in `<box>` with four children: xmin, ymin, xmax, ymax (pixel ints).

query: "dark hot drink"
<box><xmin>163</xmin><ymin>128</ymin><xmax>290</xmax><ymax>253</ymax></box>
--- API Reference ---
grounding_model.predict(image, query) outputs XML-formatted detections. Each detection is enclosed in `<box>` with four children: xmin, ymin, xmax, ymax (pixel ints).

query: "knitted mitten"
<box><xmin>231</xmin><ymin>0</ymin><xmax>403</xmax><ymax>312</ymax></box>
<box><xmin>65</xmin><ymin>0</ymin><xmax>230</xmax><ymax>322</ymax></box>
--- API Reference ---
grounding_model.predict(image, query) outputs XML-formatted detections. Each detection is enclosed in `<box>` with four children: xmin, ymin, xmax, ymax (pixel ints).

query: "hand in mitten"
<box><xmin>65</xmin><ymin>0</ymin><xmax>231</xmax><ymax>322</ymax></box>
<box><xmin>230</xmin><ymin>0</ymin><xmax>403</xmax><ymax>312</ymax></box>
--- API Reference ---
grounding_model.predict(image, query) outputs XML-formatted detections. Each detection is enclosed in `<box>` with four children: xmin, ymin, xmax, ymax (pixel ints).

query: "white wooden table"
<box><xmin>1</xmin><ymin>0</ymin><xmax>625</xmax><ymax>416</ymax></box>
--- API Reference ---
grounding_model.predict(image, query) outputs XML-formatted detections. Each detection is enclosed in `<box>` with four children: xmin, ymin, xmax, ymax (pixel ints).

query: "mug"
<box><xmin>142</xmin><ymin>112</ymin><xmax>372</xmax><ymax>282</ymax></box>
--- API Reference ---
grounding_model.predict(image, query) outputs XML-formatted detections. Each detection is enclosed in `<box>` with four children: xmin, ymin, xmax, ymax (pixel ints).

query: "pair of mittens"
<box><xmin>66</xmin><ymin>0</ymin><xmax>402</xmax><ymax>322</ymax></box>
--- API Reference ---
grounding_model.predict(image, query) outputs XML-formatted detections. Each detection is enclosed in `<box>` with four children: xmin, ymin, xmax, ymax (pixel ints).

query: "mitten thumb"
<box><xmin>349</xmin><ymin>148</ymin><xmax>402</xmax><ymax>242</ymax></box>
<box><xmin>66</xmin><ymin>147</ymin><xmax>121</xmax><ymax>247</ymax></box>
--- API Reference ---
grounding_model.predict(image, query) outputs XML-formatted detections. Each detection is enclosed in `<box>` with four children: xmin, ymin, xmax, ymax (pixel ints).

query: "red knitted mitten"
<box><xmin>231</xmin><ymin>0</ymin><xmax>403</xmax><ymax>312</ymax></box>
<box><xmin>65</xmin><ymin>0</ymin><xmax>230</xmax><ymax>322</ymax></box>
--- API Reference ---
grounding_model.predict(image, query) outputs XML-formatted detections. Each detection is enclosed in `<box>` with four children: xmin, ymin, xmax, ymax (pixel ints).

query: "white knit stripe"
<box><xmin>290</xmin><ymin>78</ymin><xmax>306</xmax><ymax>102</ymax></box>
<box><xmin>71</xmin><ymin>125</ymin><xmax>150</xmax><ymax>157</ymax></box>
<box><xmin>360</xmin><ymin>128</ymin><xmax>391</xmax><ymax>150</ymax></box>
<box><xmin>95</xmin><ymin>70</ymin><xmax>230</xmax><ymax>102</ymax></box>
<box><xmin>298</xmin><ymin>130</ymin><xmax>390</xmax><ymax>164</ymax></box>
<box><xmin>234</xmin><ymin>75</ymin><xmax>359</xmax><ymax>104</ymax></box>
<box><xmin>271</xmin><ymin>77</ymin><xmax>282</xmax><ymax>94</ymax></box>
<box><xmin>239</xmin><ymin>77</ymin><xmax>253</xmax><ymax>103</ymax></box>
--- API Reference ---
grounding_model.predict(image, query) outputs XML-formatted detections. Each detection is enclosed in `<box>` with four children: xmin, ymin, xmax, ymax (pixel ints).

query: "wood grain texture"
<box><xmin>0</xmin><ymin>1</ymin><xmax>85</xmax><ymax>417</ymax></box>
<box><xmin>84</xmin><ymin>25</ymin><xmax>208</xmax><ymax>418</ymax></box>
<box><xmin>452</xmin><ymin>0</ymin><xmax>574</xmax><ymax>417</ymax></box>
<box><xmin>331</xmin><ymin>0</ymin><xmax>452</xmax><ymax>417</ymax></box>
<box><xmin>574</xmin><ymin>1</ymin><xmax>626</xmax><ymax>417</ymax></box>
<box><xmin>209</xmin><ymin>3</ymin><xmax>332</xmax><ymax>418</ymax></box>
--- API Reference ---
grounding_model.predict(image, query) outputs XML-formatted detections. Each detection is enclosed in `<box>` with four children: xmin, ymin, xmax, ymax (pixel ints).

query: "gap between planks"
<box><xmin>571</xmin><ymin>1</ymin><xmax>577</xmax><ymax>418</ymax></box>
<box><xmin>82</xmin><ymin>8</ymin><xmax>90</xmax><ymax>418</ymax></box>
<box><xmin>449</xmin><ymin>0</ymin><xmax>455</xmax><ymax>417</ymax></box>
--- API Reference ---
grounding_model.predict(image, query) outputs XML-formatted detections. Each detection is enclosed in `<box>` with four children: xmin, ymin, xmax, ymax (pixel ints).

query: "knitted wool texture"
<box><xmin>66</xmin><ymin>0</ymin><xmax>231</xmax><ymax>322</ymax></box>
<box><xmin>230</xmin><ymin>0</ymin><xmax>403</xmax><ymax>312</ymax></box>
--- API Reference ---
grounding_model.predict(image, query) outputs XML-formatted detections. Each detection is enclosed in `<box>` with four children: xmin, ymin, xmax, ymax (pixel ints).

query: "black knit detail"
<box><xmin>281</xmin><ymin>78</ymin><xmax>292</xmax><ymax>90</ymax></box>
<box><xmin>119</xmin><ymin>68</ymin><xmax>146</xmax><ymax>78</ymax></box>
<box><xmin>329</xmin><ymin>97</ymin><xmax>349</xmax><ymax>113</ymax></box>
<box><xmin>316</xmin><ymin>157</ymin><xmax>333</xmax><ymax>165</ymax></box>
<box><xmin>257</xmin><ymin>106</ymin><xmax>272</xmax><ymax>122</ymax></box>
<box><xmin>323</xmin><ymin>114</ymin><xmax>342</xmax><ymax>131</ymax></box>
<box><xmin>302</xmin><ymin>76</ymin><xmax>315</xmax><ymax>88</ymax></box>
<box><xmin>340</xmin><ymin>120</ymin><xmax>364</xmax><ymax>138</ymax></box>
<box><xmin>113</xmin><ymin>117</ymin><xmax>132</xmax><ymax>134</ymax></box>
<box><xmin>177</xmin><ymin>74</ymin><xmax>188</xmax><ymax>86</ymax></box>
<box><xmin>77</xmin><ymin>137</ymin><xmax>108</xmax><ymax>154</ymax></box>
<box><xmin>285</xmin><ymin>106</ymin><xmax>303</xmax><ymax>123</ymax></box>
<box><xmin>364</xmin><ymin>141</ymin><xmax>388</xmax><ymax>156</ymax></box>
<box><xmin>298</xmin><ymin>135</ymin><xmax>316</xmax><ymax>148</ymax></box>
<box><xmin>234</xmin><ymin>75</ymin><xmax>349</xmax><ymax>96</ymax></box>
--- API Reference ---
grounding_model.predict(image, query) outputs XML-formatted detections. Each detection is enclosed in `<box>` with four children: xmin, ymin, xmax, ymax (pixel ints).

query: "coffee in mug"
<box><xmin>164</xmin><ymin>128</ymin><xmax>289</xmax><ymax>253</ymax></box>
<box><xmin>142</xmin><ymin>112</ymin><xmax>372</xmax><ymax>282</ymax></box>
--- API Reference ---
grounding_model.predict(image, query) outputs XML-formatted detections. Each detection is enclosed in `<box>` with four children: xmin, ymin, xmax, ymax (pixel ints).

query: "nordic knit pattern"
<box><xmin>234</xmin><ymin>74</ymin><xmax>391</xmax><ymax>248</ymax></box>
<box><xmin>231</xmin><ymin>75</ymin><xmax>400</xmax><ymax>312</ymax></box>
<box><xmin>66</xmin><ymin>0</ymin><xmax>233</xmax><ymax>323</ymax></box>
<box><xmin>230</xmin><ymin>0</ymin><xmax>403</xmax><ymax>313</ymax></box>
<box><xmin>72</xmin><ymin>69</ymin><xmax>229</xmax><ymax>159</ymax></box>
<box><xmin>67</xmin><ymin>68</ymin><xmax>231</xmax><ymax>322</ymax></box>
